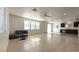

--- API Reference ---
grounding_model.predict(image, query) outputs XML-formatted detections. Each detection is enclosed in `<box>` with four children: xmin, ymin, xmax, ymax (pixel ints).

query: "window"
<box><xmin>0</xmin><ymin>8</ymin><xmax>5</xmax><ymax>33</ymax></box>
<box><xmin>30</xmin><ymin>21</ymin><xmax>36</xmax><ymax>29</ymax></box>
<box><xmin>24</xmin><ymin>20</ymin><xmax>30</xmax><ymax>30</ymax></box>
<box><xmin>24</xmin><ymin>20</ymin><xmax>40</xmax><ymax>30</ymax></box>
<box><xmin>36</xmin><ymin>22</ymin><xmax>40</xmax><ymax>29</ymax></box>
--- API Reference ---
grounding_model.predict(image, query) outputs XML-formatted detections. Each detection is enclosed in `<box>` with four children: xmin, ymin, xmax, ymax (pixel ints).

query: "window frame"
<box><xmin>24</xmin><ymin>20</ymin><xmax>40</xmax><ymax>30</ymax></box>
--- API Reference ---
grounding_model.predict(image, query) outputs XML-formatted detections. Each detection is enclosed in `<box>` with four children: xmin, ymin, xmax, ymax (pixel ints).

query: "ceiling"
<box><xmin>9</xmin><ymin>7</ymin><xmax>79</xmax><ymax>23</ymax></box>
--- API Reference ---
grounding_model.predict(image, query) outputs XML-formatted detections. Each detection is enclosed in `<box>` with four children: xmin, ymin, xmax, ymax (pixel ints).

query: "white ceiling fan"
<box><xmin>43</xmin><ymin>12</ymin><xmax>51</xmax><ymax>17</ymax></box>
<box><xmin>32</xmin><ymin>8</ymin><xmax>51</xmax><ymax>17</ymax></box>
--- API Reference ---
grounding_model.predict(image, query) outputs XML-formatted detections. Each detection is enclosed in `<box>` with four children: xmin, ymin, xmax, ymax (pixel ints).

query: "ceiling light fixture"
<box><xmin>64</xmin><ymin>13</ymin><xmax>67</xmax><ymax>16</ymax></box>
<box><xmin>33</xmin><ymin>8</ymin><xmax>37</xmax><ymax>11</ymax></box>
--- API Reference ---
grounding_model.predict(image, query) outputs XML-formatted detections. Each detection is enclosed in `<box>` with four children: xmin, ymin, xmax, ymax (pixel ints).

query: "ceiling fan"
<box><xmin>32</xmin><ymin>8</ymin><xmax>51</xmax><ymax>17</ymax></box>
<box><xmin>44</xmin><ymin>12</ymin><xmax>51</xmax><ymax>17</ymax></box>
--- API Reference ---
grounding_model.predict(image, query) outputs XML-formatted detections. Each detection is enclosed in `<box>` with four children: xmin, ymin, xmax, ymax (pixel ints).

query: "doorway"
<box><xmin>47</xmin><ymin>23</ymin><xmax>53</xmax><ymax>33</ymax></box>
<box><xmin>47</xmin><ymin>23</ymin><xmax>60</xmax><ymax>34</ymax></box>
<box><xmin>47</xmin><ymin>24</ymin><xmax>51</xmax><ymax>33</ymax></box>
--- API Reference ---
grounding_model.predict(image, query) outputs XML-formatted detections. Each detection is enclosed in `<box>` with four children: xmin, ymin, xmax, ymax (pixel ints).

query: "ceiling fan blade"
<box><xmin>44</xmin><ymin>13</ymin><xmax>51</xmax><ymax>17</ymax></box>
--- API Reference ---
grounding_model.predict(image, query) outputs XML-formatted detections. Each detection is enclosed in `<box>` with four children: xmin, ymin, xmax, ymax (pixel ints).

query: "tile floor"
<box><xmin>7</xmin><ymin>34</ymin><xmax>79</xmax><ymax>52</ymax></box>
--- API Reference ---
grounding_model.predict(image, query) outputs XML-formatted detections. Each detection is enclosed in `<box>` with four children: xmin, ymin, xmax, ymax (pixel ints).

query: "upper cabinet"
<box><xmin>61</xmin><ymin>23</ymin><xmax>65</xmax><ymax>27</ymax></box>
<box><xmin>74</xmin><ymin>21</ymin><xmax>79</xmax><ymax>27</ymax></box>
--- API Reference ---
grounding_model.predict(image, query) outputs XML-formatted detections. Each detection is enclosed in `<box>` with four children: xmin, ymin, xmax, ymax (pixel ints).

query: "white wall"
<box><xmin>0</xmin><ymin>8</ymin><xmax>9</xmax><ymax>52</ymax></box>
<box><xmin>9</xmin><ymin>14</ymin><xmax>24</xmax><ymax>34</ymax></box>
<box><xmin>9</xmin><ymin>14</ymin><xmax>47</xmax><ymax>35</ymax></box>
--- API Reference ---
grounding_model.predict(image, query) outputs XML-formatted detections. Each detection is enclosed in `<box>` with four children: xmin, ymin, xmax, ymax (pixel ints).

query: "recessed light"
<box><xmin>64</xmin><ymin>13</ymin><xmax>67</xmax><ymax>15</ymax></box>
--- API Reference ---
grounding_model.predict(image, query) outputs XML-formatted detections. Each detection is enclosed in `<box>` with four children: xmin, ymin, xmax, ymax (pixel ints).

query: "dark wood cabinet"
<box><xmin>74</xmin><ymin>21</ymin><xmax>79</xmax><ymax>27</ymax></box>
<box><xmin>60</xmin><ymin>29</ymin><xmax>78</xmax><ymax>35</ymax></box>
<box><xmin>61</xmin><ymin>23</ymin><xmax>65</xmax><ymax>27</ymax></box>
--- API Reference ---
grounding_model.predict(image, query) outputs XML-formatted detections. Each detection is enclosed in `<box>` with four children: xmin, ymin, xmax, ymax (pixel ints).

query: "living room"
<box><xmin>8</xmin><ymin>7</ymin><xmax>79</xmax><ymax>52</ymax></box>
<box><xmin>0</xmin><ymin>7</ymin><xmax>79</xmax><ymax>52</ymax></box>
